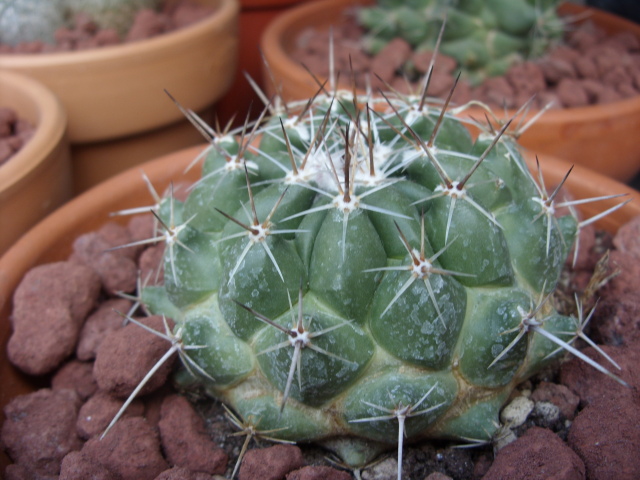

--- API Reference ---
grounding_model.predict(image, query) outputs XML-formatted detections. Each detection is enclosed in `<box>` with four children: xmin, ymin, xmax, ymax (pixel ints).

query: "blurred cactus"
<box><xmin>0</xmin><ymin>0</ymin><xmax>161</xmax><ymax>45</ymax></box>
<box><xmin>64</xmin><ymin>0</ymin><xmax>161</xmax><ymax>35</ymax></box>
<box><xmin>0</xmin><ymin>0</ymin><xmax>67</xmax><ymax>45</ymax></box>
<box><xmin>357</xmin><ymin>0</ymin><xmax>564</xmax><ymax>85</ymax></box>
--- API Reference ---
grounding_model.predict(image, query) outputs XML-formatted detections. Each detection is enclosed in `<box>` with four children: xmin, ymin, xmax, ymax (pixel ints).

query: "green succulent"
<box><xmin>108</xmin><ymin>85</ymin><xmax>626</xmax><ymax>477</ymax></box>
<box><xmin>357</xmin><ymin>0</ymin><xmax>564</xmax><ymax>85</ymax></box>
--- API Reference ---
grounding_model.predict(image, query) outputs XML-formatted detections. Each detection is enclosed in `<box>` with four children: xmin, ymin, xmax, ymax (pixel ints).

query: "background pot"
<box><xmin>0</xmin><ymin>0</ymin><xmax>239</xmax><ymax>193</ymax></box>
<box><xmin>215</xmin><ymin>0</ymin><xmax>317</xmax><ymax>129</ymax></box>
<box><xmin>0</xmin><ymin>70</ymin><xmax>71</xmax><ymax>256</ymax></box>
<box><xmin>260</xmin><ymin>0</ymin><xmax>640</xmax><ymax>182</ymax></box>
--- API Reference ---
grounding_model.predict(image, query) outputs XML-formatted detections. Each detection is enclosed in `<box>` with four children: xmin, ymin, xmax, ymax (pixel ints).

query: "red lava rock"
<box><xmin>568</xmin><ymin>394</ymin><xmax>640</xmax><ymax>480</ymax></box>
<box><xmin>12</xmin><ymin>261</ymin><xmax>101</xmax><ymax>323</ymax></box>
<box><xmin>52</xmin><ymin>359</ymin><xmax>98</xmax><ymax>401</ymax></box>
<box><xmin>474</xmin><ymin>76</ymin><xmax>516</xmax><ymax>108</ymax></box>
<box><xmin>613</xmin><ymin>215</ymin><xmax>640</xmax><ymax>259</ymax></box>
<box><xmin>370</xmin><ymin>37</ymin><xmax>413</xmax><ymax>89</ymax></box>
<box><xmin>424</xmin><ymin>71</ymin><xmax>456</xmax><ymax>98</ymax></box>
<box><xmin>4</xmin><ymin>463</ymin><xmax>59</xmax><ymax>480</ymax></box>
<box><xmin>128</xmin><ymin>213</ymin><xmax>156</xmax><ymax>245</ymax></box>
<box><xmin>59</xmin><ymin>450</ymin><xmax>120</xmax><ymax>480</ymax></box>
<box><xmin>94</xmin><ymin>28</ymin><xmax>121</xmax><ymax>47</ymax></box>
<box><xmin>1</xmin><ymin>389</ymin><xmax>83</xmax><ymax>475</ymax></box>
<box><xmin>70</xmin><ymin>228</ymin><xmax>138</xmax><ymax>295</ymax></box>
<box><xmin>126</xmin><ymin>9</ymin><xmax>170</xmax><ymax>42</ymax></box>
<box><xmin>170</xmin><ymin>2</ymin><xmax>216</xmax><ymax>29</ymax></box>
<box><xmin>158</xmin><ymin>394</ymin><xmax>228</xmax><ymax>475</ymax></box>
<box><xmin>0</xmin><ymin>107</ymin><xmax>32</xmax><ymax>166</ymax></box>
<box><xmin>538</xmin><ymin>57</ymin><xmax>577</xmax><ymax>85</ymax></box>
<box><xmin>77</xmin><ymin>298</ymin><xmax>132</xmax><ymax>361</ymax></box>
<box><xmin>93</xmin><ymin>315</ymin><xmax>176</xmax><ymax>398</ymax></box>
<box><xmin>556</xmin><ymin>78</ymin><xmax>590</xmax><ymax>108</ymax></box>
<box><xmin>530</xmin><ymin>381</ymin><xmax>580</xmax><ymax>421</ymax></box>
<box><xmin>7</xmin><ymin>261</ymin><xmax>101</xmax><ymax>375</ymax></box>
<box><xmin>505</xmin><ymin>62</ymin><xmax>546</xmax><ymax>98</ymax></box>
<box><xmin>238</xmin><ymin>444</ymin><xmax>305</xmax><ymax>480</ymax></box>
<box><xmin>591</xmin><ymin>250</ymin><xmax>640</xmax><ymax>345</ymax></box>
<box><xmin>0</xmin><ymin>0</ymin><xmax>214</xmax><ymax>53</ymax></box>
<box><xmin>286</xmin><ymin>465</ymin><xmax>352</xmax><ymax>480</ymax></box>
<box><xmin>138</xmin><ymin>243</ymin><xmax>166</xmax><ymax>287</ymax></box>
<box><xmin>411</xmin><ymin>51</ymin><xmax>457</xmax><ymax>75</ymax></box>
<box><xmin>76</xmin><ymin>390</ymin><xmax>145</xmax><ymax>440</ymax></box>
<box><xmin>559</xmin><ymin>343</ymin><xmax>639</xmax><ymax>407</ymax></box>
<box><xmin>82</xmin><ymin>416</ymin><xmax>168</xmax><ymax>480</ymax></box>
<box><xmin>483</xmin><ymin>427</ymin><xmax>585</xmax><ymax>480</ymax></box>
<box><xmin>97</xmin><ymin>223</ymin><xmax>141</xmax><ymax>260</ymax></box>
<box><xmin>153</xmin><ymin>466</ymin><xmax>215</xmax><ymax>480</ymax></box>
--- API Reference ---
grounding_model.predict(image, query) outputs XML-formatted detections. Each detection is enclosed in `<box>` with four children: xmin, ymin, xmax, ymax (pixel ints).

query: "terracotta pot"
<box><xmin>0</xmin><ymin>71</ymin><xmax>71</xmax><ymax>256</ymax></box>
<box><xmin>0</xmin><ymin>143</ymin><xmax>638</xmax><ymax>470</ymax></box>
<box><xmin>260</xmin><ymin>0</ymin><xmax>640</xmax><ymax>182</ymax></box>
<box><xmin>215</xmin><ymin>0</ymin><xmax>318</xmax><ymax>129</ymax></box>
<box><xmin>0</xmin><ymin>0</ymin><xmax>239</xmax><ymax>193</ymax></box>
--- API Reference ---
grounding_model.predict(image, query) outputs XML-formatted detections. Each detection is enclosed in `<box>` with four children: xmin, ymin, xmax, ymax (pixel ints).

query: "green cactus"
<box><xmin>357</xmin><ymin>0</ymin><xmax>564</xmax><ymax>85</ymax></box>
<box><xmin>0</xmin><ymin>0</ymin><xmax>67</xmax><ymax>45</ymax></box>
<box><xmin>108</xmin><ymin>84</ymin><xmax>627</xmax><ymax>477</ymax></box>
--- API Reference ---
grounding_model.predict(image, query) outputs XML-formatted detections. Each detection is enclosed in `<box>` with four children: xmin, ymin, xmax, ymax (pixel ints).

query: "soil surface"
<box><xmin>1</xmin><ymin>188</ymin><xmax>639</xmax><ymax>479</ymax></box>
<box><xmin>0</xmin><ymin>0</ymin><xmax>216</xmax><ymax>54</ymax></box>
<box><xmin>290</xmin><ymin>9</ymin><xmax>640</xmax><ymax>110</ymax></box>
<box><xmin>0</xmin><ymin>107</ymin><xmax>35</xmax><ymax>167</ymax></box>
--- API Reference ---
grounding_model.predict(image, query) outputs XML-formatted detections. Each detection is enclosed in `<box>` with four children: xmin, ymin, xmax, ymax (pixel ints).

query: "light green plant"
<box><xmin>357</xmin><ymin>0</ymin><xmax>565</xmax><ymax>85</ymax></box>
<box><xmin>106</xmin><ymin>77</ymin><xmax>628</xmax><ymax>479</ymax></box>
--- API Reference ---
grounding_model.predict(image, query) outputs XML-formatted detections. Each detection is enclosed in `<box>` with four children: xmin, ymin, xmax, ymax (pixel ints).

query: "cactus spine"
<box><xmin>109</xmin><ymin>81</ymin><xmax>627</xmax><ymax>476</ymax></box>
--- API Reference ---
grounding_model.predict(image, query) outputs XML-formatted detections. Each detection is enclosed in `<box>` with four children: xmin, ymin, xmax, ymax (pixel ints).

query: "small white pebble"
<box><xmin>500</xmin><ymin>395</ymin><xmax>534</xmax><ymax>427</ymax></box>
<box><xmin>362</xmin><ymin>457</ymin><xmax>397</xmax><ymax>480</ymax></box>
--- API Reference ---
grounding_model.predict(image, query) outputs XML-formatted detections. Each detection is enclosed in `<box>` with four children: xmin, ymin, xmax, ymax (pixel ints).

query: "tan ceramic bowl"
<box><xmin>0</xmin><ymin>0</ymin><xmax>239</xmax><ymax>144</ymax></box>
<box><xmin>261</xmin><ymin>0</ymin><xmax>640</xmax><ymax>182</ymax></box>
<box><xmin>0</xmin><ymin>70</ymin><xmax>72</xmax><ymax>255</ymax></box>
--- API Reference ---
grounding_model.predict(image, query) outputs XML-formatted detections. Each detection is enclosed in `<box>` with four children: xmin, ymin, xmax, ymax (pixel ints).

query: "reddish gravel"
<box><xmin>2</xmin><ymin>209</ymin><xmax>640</xmax><ymax>477</ymax></box>
<box><xmin>0</xmin><ymin>0</ymin><xmax>217</xmax><ymax>54</ymax></box>
<box><xmin>0</xmin><ymin>107</ymin><xmax>35</xmax><ymax>167</ymax></box>
<box><xmin>291</xmin><ymin>12</ymin><xmax>640</xmax><ymax>110</ymax></box>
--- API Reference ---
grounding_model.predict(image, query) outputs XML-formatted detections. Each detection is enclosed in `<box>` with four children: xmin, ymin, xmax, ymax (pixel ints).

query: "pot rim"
<box><xmin>0</xmin><ymin>0</ymin><xmax>239</xmax><ymax>68</ymax></box>
<box><xmin>0</xmin><ymin>71</ymin><xmax>67</xmax><ymax>194</ymax></box>
<box><xmin>260</xmin><ymin>0</ymin><xmax>640</xmax><ymax>122</ymax></box>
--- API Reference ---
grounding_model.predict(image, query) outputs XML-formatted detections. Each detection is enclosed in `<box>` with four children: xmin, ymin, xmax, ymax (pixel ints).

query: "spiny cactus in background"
<box><xmin>357</xmin><ymin>0</ymin><xmax>564</xmax><ymax>85</ymax></box>
<box><xmin>108</xmin><ymin>77</ymin><xmax>628</xmax><ymax>479</ymax></box>
<box><xmin>0</xmin><ymin>0</ymin><xmax>160</xmax><ymax>45</ymax></box>
<box><xmin>64</xmin><ymin>0</ymin><xmax>161</xmax><ymax>35</ymax></box>
<box><xmin>0</xmin><ymin>0</ymin><xmax>67</xmax><ymax>45</ymax></box>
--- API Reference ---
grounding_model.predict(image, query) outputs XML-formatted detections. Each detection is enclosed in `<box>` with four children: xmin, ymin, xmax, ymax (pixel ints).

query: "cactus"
<box><xmin>64</xmin><ymin>0</ymin><xmax>161</xmax><ymax>35</ymax></box>
<box><xmin>356</xmin><ymin>0</ymin><xmax>564</xmax><ymax>85</ymax></box>
<box><xmin>107</xmin><ymin>79</ymin><xmax>628</xmax><ymax>478</ymax></box>
<box><xmin>0</xmin><ymin>0</ymin><xmax>67</xmax><ymax>45</ymax></box>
